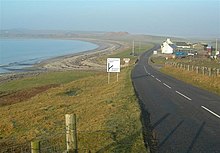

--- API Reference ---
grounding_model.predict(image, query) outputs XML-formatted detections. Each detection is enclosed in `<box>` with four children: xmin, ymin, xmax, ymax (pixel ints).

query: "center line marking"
<box><xmin>143</xmin><ymin>66</ymin><xmax>148</xmax><ymax>74</ymax></box>
<box><xmin>151</xmin><ymin>75</ymin><xmax>155</xmax><ymax>78</ymax></box>
<box><xmin>156</xmin><ymin>78</ymin><xmax>161</xmax><ymax>82</ymax></box>
<box><xmin>175</xmin><ymin>91</ymin><xmax>192</xmax><ymax>101</ymax></box>
<box><xmin>163</xmin><ymin>83</ymin><xmax>171</xmax><ymax>89</ymax></box>
<box><xmin>201</xmin><ymin>106</ymin><xmax>220</xmax><ymax>119</ymax></box>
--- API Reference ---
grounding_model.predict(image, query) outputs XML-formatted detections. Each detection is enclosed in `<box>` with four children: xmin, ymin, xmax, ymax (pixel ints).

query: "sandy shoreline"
<box><xmin>0</xmin><ymin>38</ymin><xmax>129</xmax><ymax>83</ymax></box>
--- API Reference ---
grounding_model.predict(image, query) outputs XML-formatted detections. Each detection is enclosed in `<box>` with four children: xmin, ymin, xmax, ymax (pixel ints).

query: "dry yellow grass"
<box><xmin>161</xmin><ymin>66</ymin><xmax>220</xmax><ymax>95</ymax></box>
<box><xmin>0</xmin><ymin>67</ymin><xmax>146</xmax><ymax>152</ymax></box>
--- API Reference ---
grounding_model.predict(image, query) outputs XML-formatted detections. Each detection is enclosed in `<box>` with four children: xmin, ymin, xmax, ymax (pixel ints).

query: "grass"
<box><xmin>0</xmin><ymin>42</ymin><xmax>154</xmax><ymax>152</ymax></box>
<box><xmin>150</xmin><ymin>55</ymin><xmax>220</xmax><ymax>95</ymax></box>
<box><xmin>102</xmin><ymin>43</ymin><xmax>154</xmax><ymax>66</ymax></box>
<box><xmin>151</xmin><ymin>56</ymin><xmax>220</xmax><ymax>69</ymax></box>
<box><xmin>0</xmin><ymin>71</ymin><xmax>95</xmax><ymax>92</ymax></box>
<box><xmin>175</xmin><ymin>58</ymin><xmax>220</xmax><ymax>69</ymax></box>
<box><xmin>111</xmin><ymin>43</ymin><xmax>154</xmax><ymax>59</ymax></box>
<box><xmin>0</xmin><ymin>68</ymin><xmax>146</xmax><ymax>152</ymax></box>
<box><xmin>161</xmin><ymin>66</ymin><xmax>220</xmax><ymax>95</ymax></box>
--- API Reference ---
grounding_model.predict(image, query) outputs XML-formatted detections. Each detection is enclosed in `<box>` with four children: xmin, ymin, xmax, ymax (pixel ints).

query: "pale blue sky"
<box><xmin>0</xmin><ymin>0</ymin><xmax>220</xmax><ymax>38</ymax></box>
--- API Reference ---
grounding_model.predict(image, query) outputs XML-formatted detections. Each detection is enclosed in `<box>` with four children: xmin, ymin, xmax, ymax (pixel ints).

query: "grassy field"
<box><xmin>151</xmin><ymin>55</ymin><xmax>220</xmax><ymax>68</ymax></box>
<box><xmin>0</xmin><ymin>71</ymin><xmax>96</xmax><ymax>92</ymax></box>
<box><xmin>161</xmin><ymin>66</ymin><xmax>220</xmax><ymax>95</ymax></box>
<box><xmin>165</xmin><ymin>57</ymin><xmax>220</xmax><ymax>69</ymax></box>
<box><xmin>96</xmin><ymin>43</ymin><xmax>154</xmax><ymax>66</ymax></box>
<box><xmin>150</xmin><ymin>56</ymin><xmax>220</xmax><ymax>95</ymax></box>
<box><xmin>0</xmin><ymin>42</ymin><xmax>153</xmax><ymax>152</ymax></box>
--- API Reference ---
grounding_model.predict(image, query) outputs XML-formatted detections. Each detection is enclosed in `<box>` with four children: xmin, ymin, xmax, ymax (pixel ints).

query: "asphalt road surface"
<box><xmin>132</xmin><ymin>45</ymin><xmax>220</xmax><ymax>153</ymax></box>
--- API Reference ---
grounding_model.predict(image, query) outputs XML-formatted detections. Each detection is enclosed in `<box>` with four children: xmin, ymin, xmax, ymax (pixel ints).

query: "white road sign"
<box><xmin>107</xmin><ymin>58</ymin><xmax>120</xmax><ymax>72</ymax></box>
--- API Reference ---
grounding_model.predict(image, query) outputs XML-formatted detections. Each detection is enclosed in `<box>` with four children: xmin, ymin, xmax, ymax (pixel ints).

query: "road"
<box><xmin>131</xmin><ymin>45</ymin><xmax>220</xmax><ymax>153</ymax></box>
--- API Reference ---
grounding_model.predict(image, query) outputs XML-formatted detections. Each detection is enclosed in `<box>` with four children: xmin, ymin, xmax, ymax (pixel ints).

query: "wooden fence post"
<box><xmin>31</xmin><ymin>141</ymin><xmax>40</xmax><ymax>153</ymax></box>
<box><xmin>202</xmin><ymin>67</ymin><xmax>205</xmax><ymax>75</ymax></box>
<box><xmin>65</xmin><ymin>114</ymin><xmax>78</xmax><ymax>153</ymax></box>
<box><xmin>208</xmin><ymin>68</ymin><xmax>212</xmax><ymax>77</ymax></box>
<box><xmin>187</xmin><ymin>65</ymin><xmax>190</xmax><ymax>71</ymax></box>
<box><xmin>196</xmin><ymin>66</ymin><xmax>199</xmax><ymax>74</ymax></box>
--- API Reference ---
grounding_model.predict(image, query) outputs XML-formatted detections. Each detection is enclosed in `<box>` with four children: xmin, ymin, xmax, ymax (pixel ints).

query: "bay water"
<box><xmin>0</xmin><ymin>39</ymin><xmax>98</xmax><ymax>73</ymax></box>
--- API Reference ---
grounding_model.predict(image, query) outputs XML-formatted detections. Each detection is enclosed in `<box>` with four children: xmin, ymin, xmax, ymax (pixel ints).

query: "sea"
<box><xmin>0</xmin><ymin>39</ymin><xmax>98</xmax><ymax>73</ymax></box>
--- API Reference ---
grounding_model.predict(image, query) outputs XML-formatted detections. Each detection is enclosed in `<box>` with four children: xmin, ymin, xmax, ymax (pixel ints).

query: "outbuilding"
<box><xmin>175</xmin><ymin>42</ymin><xmax>191</xmax><ymax>49</ymax></box>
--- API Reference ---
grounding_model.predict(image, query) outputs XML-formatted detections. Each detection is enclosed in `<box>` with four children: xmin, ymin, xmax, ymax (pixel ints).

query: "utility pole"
<box><xmin>139</xmin><ymin>41</ymin><xmax>141</xmax><ymax>53</ymax></box>
<box><xmin>216</xmin><ymin>38</ymin><xmax>218</xmax><ymax>56</ymax></box>
<box><xmin>132</xmin><ymin>40</ymin><xmax>135</xmax><ymax>55</ymax></box>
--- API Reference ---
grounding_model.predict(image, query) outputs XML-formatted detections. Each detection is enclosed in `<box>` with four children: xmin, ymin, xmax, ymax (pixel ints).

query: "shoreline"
<box><xmin>0</xmin><ymin>38</ymin><xmax>129</xmax><ymax>83</ymax></box>
<box><xmin>0</xmin><ymin>38</ymin><xmax>100</xmax><ymax>74</ymax></box>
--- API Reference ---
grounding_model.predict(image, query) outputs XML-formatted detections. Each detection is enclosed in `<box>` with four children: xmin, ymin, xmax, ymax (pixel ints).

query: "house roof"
<box><xmin>175</xmin><ymin>42</ymin><xmax>190</xmax><ymax>47</ymax></box>
<box><xmin>169</xmin><ymin>44</ymin><xmax>177</xmax><ymax>49</ymax></box>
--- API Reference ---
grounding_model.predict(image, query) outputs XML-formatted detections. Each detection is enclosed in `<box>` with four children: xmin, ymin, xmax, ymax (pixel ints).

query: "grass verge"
<box><xmin>161</xmin><ymin>66</ymin><xmax>220</xmax><ymax>95</ymax></box>
<box><xmin>150</xmin><ymin>56</ymin><xmax>220</xmax><ymax>95</ymax></box>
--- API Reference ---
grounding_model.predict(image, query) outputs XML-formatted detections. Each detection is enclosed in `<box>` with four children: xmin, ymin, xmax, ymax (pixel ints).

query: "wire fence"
<box><xmin>0</xmin><ymin>130</ymin><xmax>125</xmax><ymax>153</ymax></box>
<box><xmin>0</xmin><ymin>142</ymin><xmax>30</xmax><ymax>153</ymax></box>
<box><xmin>0</xmin><ymin>113</ymin><xmax>146</xmax><ymax>153</ymax></box>
<box><xmin>165</xmin><ymin>62</ymin><xmax>220</xmax><ymax>77</ymax></box>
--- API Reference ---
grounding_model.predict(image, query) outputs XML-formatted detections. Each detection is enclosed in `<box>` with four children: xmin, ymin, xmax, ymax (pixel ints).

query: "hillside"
<box><xmin>0</xmin><ymin>42</ymin><xmax>154</xmax><ymax>152</ymax></box>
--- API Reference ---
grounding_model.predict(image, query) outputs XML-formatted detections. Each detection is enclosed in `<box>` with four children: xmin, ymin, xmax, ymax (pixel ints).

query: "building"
<box><xmin>161</xmin><ymin>38</ymin><xmax>177</xmax><ymax>54</ymax></box>
<box><xmin>192</xmin><ymin>43</ymin><xmax>206</xmax><ymax>50</ymax></box>
<box><xmin>175</xmin><ymin>42</ymin><xmax>191</xmax><ymax>49</ymax></box>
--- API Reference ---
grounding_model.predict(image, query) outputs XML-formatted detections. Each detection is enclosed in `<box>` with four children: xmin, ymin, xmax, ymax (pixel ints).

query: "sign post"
<box><xmin>107</xmin><ymin>58</ymin><xmax>120</xmax><ymax>84</ymax></box>
<box><xmin>108</xmin><ymin>72</ymin><xmax>110</xmax><ymax>84</ymax></box>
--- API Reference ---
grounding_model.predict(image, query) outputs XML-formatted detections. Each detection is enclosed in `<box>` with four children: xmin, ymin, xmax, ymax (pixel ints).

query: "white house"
<box><xmin>161</xmin><ymin>38</ymin><xmax>177</xmax><ymax>54</ymax></box>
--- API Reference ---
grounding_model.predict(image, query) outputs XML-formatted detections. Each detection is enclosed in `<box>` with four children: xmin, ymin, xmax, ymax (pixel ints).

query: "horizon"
<box><xmin>1</xmin><ymin>0</ymin><xmax>220</xmax><ymax>38</ymax></box>
<box><xmin>1</xmin><ymin>28</ymin><xmax>220</xmax><ymax>41</ymax></box>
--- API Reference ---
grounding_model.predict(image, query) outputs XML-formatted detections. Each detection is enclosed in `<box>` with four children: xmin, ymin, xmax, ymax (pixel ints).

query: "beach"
<box><xmin>0</xmin><ymin>38</ymin><xmax>129</xmax><ymax>83</ymax></box>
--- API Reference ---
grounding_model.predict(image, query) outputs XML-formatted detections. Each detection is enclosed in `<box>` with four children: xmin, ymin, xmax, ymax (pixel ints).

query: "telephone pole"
<box><xmin>132</xmin><ymin>40</ymin><xmax>135</xmax><ymax>55</ymax></box>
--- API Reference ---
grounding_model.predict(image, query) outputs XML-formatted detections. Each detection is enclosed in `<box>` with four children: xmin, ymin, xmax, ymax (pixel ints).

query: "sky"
<box><xmin>0</xmin><ymin>0</ymin><xmax>220</xmax><ymax>38</ymax></box>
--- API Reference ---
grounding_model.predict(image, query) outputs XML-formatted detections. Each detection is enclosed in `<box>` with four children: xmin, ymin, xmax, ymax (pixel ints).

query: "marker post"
<box><xmin>108</xmin><ymin>72</ymin><xmax>110</xmax><ymax>84</ymax></box>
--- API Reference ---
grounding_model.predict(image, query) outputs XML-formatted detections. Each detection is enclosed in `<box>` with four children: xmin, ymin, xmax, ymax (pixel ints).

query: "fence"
<box><xmin>0</xmin><ymin>131</ymin><xmax>128</xmax><ymax>153</ymax></box>
<box><xmin>0</xmin><ymin>114</ymin><xmax>71</xmax><ymax>153</ymax></box>
<box><xmin>0</xmin><ymin>114</ymin><xmax>131</xmax><ymax>153</ymax></box>
<box><xmin>165</xmin><ymin>62</ymin><xmax>220</xmax><ymax>77</ymax></box>
<box><xmin>0</xmin><ymin>142</ymin><xmax>31</xmax><ymax>153</ymax></box>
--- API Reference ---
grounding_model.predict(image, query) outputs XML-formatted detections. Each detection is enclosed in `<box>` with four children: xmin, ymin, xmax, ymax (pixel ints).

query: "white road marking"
<box><xmin>151</xmin><ymin>75</ymin><xmax>155</xmax><ymax>78</ymax></box>
<box><xmin>156</xmin><ymin>78</ymin><xmax>161</xmax><ymax>82</ymax></box>
<box><xmin>201</xmin><ymin>106</ymin><xmax>220</xmax><ymax>119</ymax></box>
<box><xmin>175</xmin><ymin>91</ymin><xmax>192</xmax><ymax>101</ymax></box>
<box><xmin>163</xmin><ymin>83</ymin><xmax>171</xmax><ymax>89</ymax></box>
<box><xmin>143</xmin><ymin>66</ymin><xmax>148</xmax><ymax>74</ymax></box>
<box><xmin>144</xmin><ymin>66</ymin><xmax>151</xmax><ymax>75</ymax></box>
